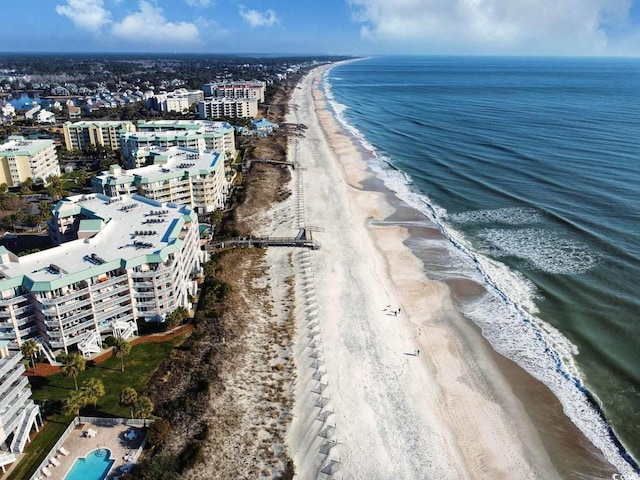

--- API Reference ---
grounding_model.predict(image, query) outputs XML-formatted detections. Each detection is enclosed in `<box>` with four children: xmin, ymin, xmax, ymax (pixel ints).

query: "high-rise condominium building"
<box><xmin>0</xmin><ymin>194</ymin><xmax>203</xmax><ymax>359</ymax></box>
<box><xmin>0</xmin><ymin>136</ymin><xmax>60</xmax><ymax>187</ymax></box>
<box><xmin>92</xmin><ymin>147</ymin><xmax>229</xmax><ymax>214</ymax></box>
<box><xmin>63</xmin><ymin>121</ymin><xmax>136</xmax><ymax>152</ymax></box>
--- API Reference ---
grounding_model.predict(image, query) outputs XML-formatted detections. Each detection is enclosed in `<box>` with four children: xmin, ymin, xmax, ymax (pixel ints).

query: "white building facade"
<box><xmin>0</xmin><ymin>341</ymin><xmax>41</xmax><ymax>462</ymax></box>
<box><xmin>121</xmin><ymin>120</ymin><xmax>236</xmax><ymax>167</ymax></box>
<box><xmin>198</xmin><ymin>97</ymin><xmax>258</xmax><ymax>119</ymax></box>
<box><xmin>151</xmin><ymin>89</ymin><xmax>204</xmax><ymax>113</ymax></box>
<box><xmin>202</xmin><ymin>80</ymin><xmax>266</xmax><ymax>103</ymax></box>
<box><xmin>92</xmin><ymin>147</ymin><xmax>229</xmax><ymax>214</ymax></box>
<box><xmin>0</xmin><ymin>194</ymin><xmax>203</xmax><ymax>359</ymax></box>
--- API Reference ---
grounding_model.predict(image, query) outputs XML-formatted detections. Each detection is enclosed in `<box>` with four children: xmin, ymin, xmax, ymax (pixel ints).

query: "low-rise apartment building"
<box><xmin>0</xmin><ymin>136</ymin><xmax>60</xmax><ymax>187</ymax></box>
<box><xmin>122</xmin><ymin>120</ymin><xmax>236</xmax><ymax>167</ymax></box>
<box><xmin>0</xmin><ymin>341</ymin><xmax>41</xmax><ymax>459</ymax></box>
<box><xmin>0</xmin><ymin>194</ymin><xmax>203</xmax><ymax>358</ymax></box>
<box><xmin>202</xmin><ymin>80</ymin><xmax>266</xmax><ymax>103</ymax></box>
<box><xmin>63</xmin><ymin>121</ymin><xmax>136</xmax><ymax>152</ymax></box>
<box><xmin>198</xmin><ymin>97</ymin><xmax>258</xmax><ymax>119</ymax></box>
<box><xmin>92</xmin><ymin>147</ymin><xmax>228</xmax><ymax>214</ymax></box>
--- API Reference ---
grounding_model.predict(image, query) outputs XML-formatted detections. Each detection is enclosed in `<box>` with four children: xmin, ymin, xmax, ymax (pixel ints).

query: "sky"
<box><xmin>2</xmin><ymin>0</ymin><xmax>639</xmax><ymax>56</ymax></box>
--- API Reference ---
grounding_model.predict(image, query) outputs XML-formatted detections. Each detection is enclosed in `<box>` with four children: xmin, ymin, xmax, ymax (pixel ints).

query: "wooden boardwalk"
<box><xmin>206</xmin><ymin>235</ymin><xmax>320</xmax><ymax>252</ymax></box>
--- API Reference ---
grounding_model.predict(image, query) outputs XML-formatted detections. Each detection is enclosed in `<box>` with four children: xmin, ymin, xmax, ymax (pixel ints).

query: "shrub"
<box><xmin>146</xmin><ymin>418</ymin><xmax>171</xmax><ymax>447</ymax></box>
<box><xmin>178</xmin><ymin>441</ymin><xmax>204</xmax><ymax>472</ymax></box>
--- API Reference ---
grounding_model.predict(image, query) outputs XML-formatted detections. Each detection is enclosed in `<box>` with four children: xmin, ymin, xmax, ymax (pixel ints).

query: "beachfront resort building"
<box><xmin>0</xmin><ymin>136</ymin><xmax>60</xmax><ymax>187</ymax></box>
<box><xmin>92</xmin><ymin>147</ymin><xmax>228</xmax><ymax>214</ymax></box>
<box><xmin>0</xmin><ymin>341</ymin><xmax>42</xmax><ymax>463</ymax></box>
<box><xmin>0</xmin><ymin>194</ymin><xmax>203</xmax><ymax>359</ymax></box>
<box><xmin>150</xmin><ymin>89</ymin><xmax>205</xmax><ymax>113</ymax></box>
<box><xmin>202</xmin><ymin>80</ymin><xmax>266</xmax><ymax>103</ymax></box>
<box><xmin>198</xmin><ymin>97</ymin><xmax>258</xmax><ymax>120</ymax></box>
<box><xmin>63</xmin><ymin>121</ymin><xmax>136</xmax><ymax>152</ymax></box>
<box><xmin>121</xmin><ymin>120</ymin><xmax>236</xmax><ymax>167</ymax></box>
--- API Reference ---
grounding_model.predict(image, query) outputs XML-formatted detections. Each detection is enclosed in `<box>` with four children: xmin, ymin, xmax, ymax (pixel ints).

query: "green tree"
<box><xmin>112</xmin><ymin>337</ymin><xmax>131</xmax><ymax>372</ymax></box>
<box><xmin>62</xmin><ymin>389</ymin><xmax>87</xmax><ymax>415</ymax></box>
<box><xmin>133</xmin><ymin>396</ymin><xmax>154</xmax><ymax>425</ymax></box>
<box><xmin>37</xmin><ymin>200</ymin><xmax>51</xmax><ymax>223</ymax></box>
<box><xmin>81</xmin><ymin>377</ymin><xmax>105</xmax><ymax>407</ymax></box>
<box><xmin>20</xmin><ymin>339</ymin><xmax>39</xmax><ymax>374</ymax></box>
<box><xmin>20</xmin><ymin>177</ymin><xmax>33</xmax><ymax>195</ymax></box>
<box><xmin>45</xmin><ymin>174</ymin><xmax>64</xmax><ymax>200</ymax></box>
<box><xmin>166</xmin><ymin>306</ymin><xmax>188</xmax><ymax>334</ymax></box>
<box><xmin>56</xmin><ymin>352</ymin><xmax>86</xmax><ymax>390</ymax></box>
<box><xmin>119</xmin><ymin>387</ymin><xmax>138</xmax><ymax>419</ymax></box>
<box><xmin>0</xmin><ymin>183</ymin><xmax>7</xmax><ymax>194</ymax></box>
<box><xmin>146</xmin><ymin>418</ymin><xmax>171</xmax><ymax>448</ymax></box>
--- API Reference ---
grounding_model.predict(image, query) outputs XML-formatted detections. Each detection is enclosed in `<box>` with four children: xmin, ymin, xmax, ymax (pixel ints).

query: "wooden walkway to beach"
<box><xmin>206</xmin><ymin>235</ymin><xmax>321</xmax><ymax>252</ymax></box>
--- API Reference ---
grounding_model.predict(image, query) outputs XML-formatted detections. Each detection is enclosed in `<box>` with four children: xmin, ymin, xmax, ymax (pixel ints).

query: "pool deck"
<box><xmin>41</xmin><ymin>422</ymin><xmax>144</xmax><ymax>480</ymax></box>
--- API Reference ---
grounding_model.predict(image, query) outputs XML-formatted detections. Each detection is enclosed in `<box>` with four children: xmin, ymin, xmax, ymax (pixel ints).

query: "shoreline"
<box><xmin>284</xmin><ymin>63</ymin><xmax>620</xmax><ymax>478</ymax></box>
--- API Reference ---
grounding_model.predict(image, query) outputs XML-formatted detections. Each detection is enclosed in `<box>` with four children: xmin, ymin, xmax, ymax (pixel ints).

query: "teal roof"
<box><xmin>78</xmin><ymin>219</ymin><xmax>103</xmax><ymax>232</ymax></box>
<box><xmin>0</xmin><ymin>137</ymin><xmax>54</xmax><ymax>156</ymax></box>
<box><xmin>51</xmin><ymin>201</ymin><xmax>81</xmax><ymax>218</ymax></box>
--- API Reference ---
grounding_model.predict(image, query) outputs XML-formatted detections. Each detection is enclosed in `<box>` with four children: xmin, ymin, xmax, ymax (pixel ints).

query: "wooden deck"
<box><xmin>206</xmin><ymin>235</ymin><xmax>320</xmax><ymax>252</ymax></box>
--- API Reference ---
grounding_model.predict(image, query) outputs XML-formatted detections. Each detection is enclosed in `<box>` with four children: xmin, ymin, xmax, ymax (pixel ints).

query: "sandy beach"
<box><xmin>282</xmin><ymin>64</ymin><xmax>618</xmax><ymax>479</ymax></box>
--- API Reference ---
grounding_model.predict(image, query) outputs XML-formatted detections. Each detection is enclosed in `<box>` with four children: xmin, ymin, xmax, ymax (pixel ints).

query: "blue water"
<box><xmin>327</xmin><ymin>56</ymin><xmax>640</xmax><ymax>477</ymax></box>
<box><xmin>5</xmin><ymin>92</ymin><xmax>41</xmax><ymax>109</ymax></box>
<box><xmin>64</xmin><ymin>448</ymin><xmax>114</xmax><ymax>480</ymax></box>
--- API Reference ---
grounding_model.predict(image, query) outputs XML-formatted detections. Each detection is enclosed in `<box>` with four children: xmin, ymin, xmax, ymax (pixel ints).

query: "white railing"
<box><xmin>28</xmin><ymin>417</ymin><xmax>79</xmax><ymax>480</ymax></box>
<box><xmin>11</xmin><ymin>403</ymin><xmax>40</xmax><ymax>453</ymax></box>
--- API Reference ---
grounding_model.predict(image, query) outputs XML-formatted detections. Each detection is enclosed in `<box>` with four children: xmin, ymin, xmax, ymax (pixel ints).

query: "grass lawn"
<box><xmin>5</xmin><ymin>334</ymin><xmax>186</xmax><ymax>480</ymax></box>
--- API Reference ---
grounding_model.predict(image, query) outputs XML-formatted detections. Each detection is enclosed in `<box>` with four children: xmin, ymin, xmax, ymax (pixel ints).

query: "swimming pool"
<box><xmin>64</xmin><ymin>448</ymin><xmax>114</xmax><ymax>480</ymax></box>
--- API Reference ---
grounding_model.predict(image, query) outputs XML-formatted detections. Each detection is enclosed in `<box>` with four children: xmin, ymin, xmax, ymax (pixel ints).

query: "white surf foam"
<box><xmin>448</xmin><ymin>207</ymin><xmax>544</xmax><ymax>225</ymax></box>
<box><xmin>477</xmin><ymin>228</ymin><xmax>600</xmax><ymax>275</ymax></box>
<box><xmin>322</xmin><ymin>65</ymin><xmax>640</xmax><ymax>479</ymax></box>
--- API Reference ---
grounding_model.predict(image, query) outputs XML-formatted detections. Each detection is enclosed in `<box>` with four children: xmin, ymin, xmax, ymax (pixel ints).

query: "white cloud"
<box><xmin>239</xmin><ymin>6</ymin><xmax>279</xmax><ymax>27</ymax></box>
<box><xmin>347</xmin><ymin>0</ymin><xmax>636</xmax><ymax>55</ymax></box>
<box><xmin>55</xmin><ymin>0</ymin><xmax>111</xmax><ymax>32</ymax></box>
<box><xmin>186</xmin><ymin>0</ymin><xmax>213</xmax><ymax>7</ymax></box>
<box><xmin>111</xmin><ymin>1</ymin><xmax>201</xmax><ymax>45</ymax></box>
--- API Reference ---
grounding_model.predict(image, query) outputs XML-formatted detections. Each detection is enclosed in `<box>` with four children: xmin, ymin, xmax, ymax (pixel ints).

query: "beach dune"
<box><xmin>284</xmin><ymin>65</ymin><xmax>568</xmax><ymax>479</ymax></box>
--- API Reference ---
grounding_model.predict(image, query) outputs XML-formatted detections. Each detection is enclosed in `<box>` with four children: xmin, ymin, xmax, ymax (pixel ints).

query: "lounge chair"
<box><xmin>49</xmin><ymin>457</ymin><xmax>61</xmax><ymax>467</ymax></box>
<box><xmin>42</xmin><ymin>466</ymin><xmax>52</xmax><ymax>477</ymax></box>
<box><xmin>59</xmin><ymin>446</ymin><xmax>70</xmax><ymax>456</ymax></box>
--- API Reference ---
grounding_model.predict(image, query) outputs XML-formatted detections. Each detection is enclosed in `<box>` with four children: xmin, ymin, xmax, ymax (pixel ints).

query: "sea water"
<box><xmin>326</xmin><ymin>56</ymin><xmax>640</xmax><ymax>477</ymax></box>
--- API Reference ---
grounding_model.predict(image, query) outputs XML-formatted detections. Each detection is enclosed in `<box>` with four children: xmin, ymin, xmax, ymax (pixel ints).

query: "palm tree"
<box><xmin>133</xmin><ymin>396</ymin><xmax>154</xmax><ymax>426</ymax></box>
<box><xmin>37</xmin><ymin>200</ymin><xmax>51</xmax><ymax>223</ymax></box>
<box><xmin>119</xmin><ymin>387</ymin><xmax>138</xmax><ymax>419</ymax></box>
<box><xmin>112</xmin><ymin>338</ymin><xmax>131</xmax><ymax>372</ymax></box>
<box><xmin>45</xmin><ymin>174</ymin><xmax>64</xmax><ymax>200</ymax></box>
<box><xmin>62</xmin><ymin>389</ymin><xmax>86</xmax><ymax>416</ymax></box>
<box><xmin>20</xmin><ymin>177</ymin><xmax>33</xmax><ymax>195</ymax></box>
<box><xmin>81</xmin><ymin>377</ymin><xmax>105</xmax><ymax>408</ymax></box>
<box><xmin>20</xmin><ymin>339</ymin><xmax>39</xmax><ymax>374</ymax></box>
<box><xmin>57</xmin><ymin>352</ymin><xmax>86</xmax><ymax>390</ymax></box>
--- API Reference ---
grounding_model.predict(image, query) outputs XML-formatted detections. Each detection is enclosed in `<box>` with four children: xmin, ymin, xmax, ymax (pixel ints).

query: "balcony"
<box><xmin>92</xmin><ymin>283</ymin><xmax>130</xmax><ymax>301</ymax></box>
<box><xmin>0</xmin><ymin>390</ymin><xmax>32</xmax><ymax>431</ymax></box>
<box><xmin>0</xmin><ymin>376</ymin><xmax>28</xmax><ymax>413</ymax></box>
<box><xmin>0</xmin><ymin>355</ymin><xmax>21</xmax><ymax>382</ymax></box>
<box><xmin>91</xmin><ymin>275</ymin><xmax>129</xmax><ymax>290</ymax></box>
<box><xmin>0</xmin><ymin>295</ymin><xmax>29</xmax><ymax>306</ymax></box>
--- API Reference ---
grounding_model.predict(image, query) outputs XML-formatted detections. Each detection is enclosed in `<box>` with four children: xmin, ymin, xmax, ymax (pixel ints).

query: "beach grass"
<box><xmin>6</xmin><ymin>334</ymin><xmax>186</xmax><ymax>480</ymax></box>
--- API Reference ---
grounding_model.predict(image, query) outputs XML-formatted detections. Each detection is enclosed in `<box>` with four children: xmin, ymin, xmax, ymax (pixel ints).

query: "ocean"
<box><xmin>325</xmin><ymin>56</ymin><xmax>640</xmax><ymax>477</ymax></box>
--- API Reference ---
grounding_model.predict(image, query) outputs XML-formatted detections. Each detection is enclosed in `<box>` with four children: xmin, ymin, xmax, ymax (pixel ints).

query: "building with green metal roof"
<box><xmin>92</xmin><ymin>147</ymin><xmax>228</xmax><ymax>214</ymax></box>
<box><xmin>0</xmin><ymin>193</ymin><xmax>203</xmax><ymax>359</ymax></box>
<box><xmin>0</xmin><ymin>136</ymin><xmax>60</xmax><ymax>187</ymax></box>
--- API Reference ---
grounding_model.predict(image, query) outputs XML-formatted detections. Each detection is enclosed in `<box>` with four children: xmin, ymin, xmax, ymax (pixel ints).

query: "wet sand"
<box><xmin>284</xmin><ymin>63</ymin><xmax>618</xmax><ymax>479</ymax></box>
